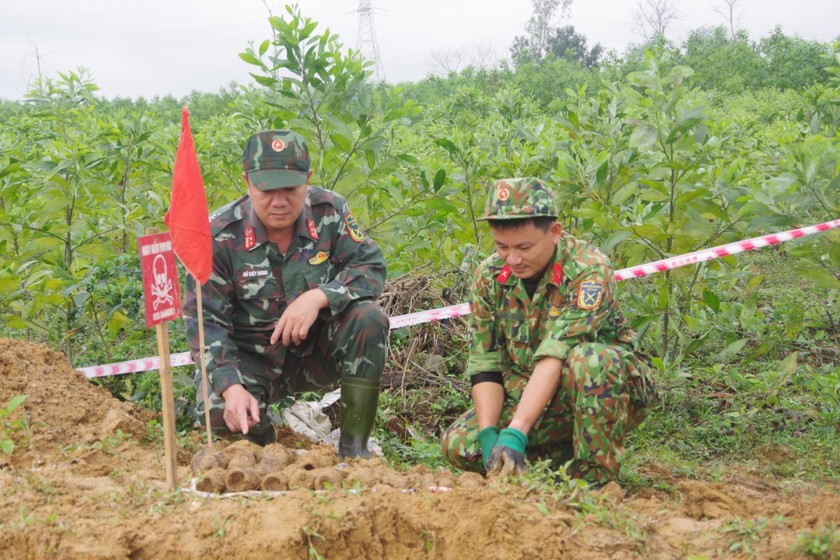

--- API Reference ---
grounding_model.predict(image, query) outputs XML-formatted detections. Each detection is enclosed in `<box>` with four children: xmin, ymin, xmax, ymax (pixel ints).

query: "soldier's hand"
<box><xmin>486</xmin><ymin>428</ymin><xmax>529</xmax><ymax>477</ymax></box>
<box><xmin>271</xmin><ymin>289</ymin><xmax>329</xmax><ymax>347</ymax></box>
<box><xmin>476</xmin><ymin>426</ymin><xmax>500</xmax><ymax>470</ymax></box>
<box><xmin>221</xmin><ymin>384</ymin><xmax>260</xmax><ymax>435</ymax></box>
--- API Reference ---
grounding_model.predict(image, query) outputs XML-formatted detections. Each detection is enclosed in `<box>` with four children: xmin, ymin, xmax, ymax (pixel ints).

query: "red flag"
<box><xmin>165</xmin><ymin>106</ymin><xmax>212</xmax><ymax>285</ymax></box>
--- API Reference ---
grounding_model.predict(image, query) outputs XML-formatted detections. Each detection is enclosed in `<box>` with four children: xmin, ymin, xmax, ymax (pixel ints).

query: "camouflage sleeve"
<box><xmin>533</xmin><ymin>261</ymin><xmax>616</xmax><ymax>362</ymax></box>
<box><xmin>183</xmin><ymin>257</ymin><xmax>244</xmax><ymax>395</ymax></box>
<box><xmin>465</xmin><ymin>260</ymin><xmax>504</xmax><ymax>378</ymax></box>
<box><xmin>319</xmin><ymin>204</ymin><xmax>387</xmax><ymax>317</ymax></box>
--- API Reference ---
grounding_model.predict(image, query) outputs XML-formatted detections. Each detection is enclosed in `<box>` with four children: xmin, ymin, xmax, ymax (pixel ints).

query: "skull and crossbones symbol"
<box><xmin>150</xmin><ymin>254</ymin><xmax>174</xmax><ymax>310</ymax></box>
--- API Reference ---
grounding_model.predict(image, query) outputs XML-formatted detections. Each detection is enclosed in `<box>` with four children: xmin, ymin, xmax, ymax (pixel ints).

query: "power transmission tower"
<box><xmin>355</xmin><ymin>0</ymin><xmax>385</xmax><ymax>81</ymax></box>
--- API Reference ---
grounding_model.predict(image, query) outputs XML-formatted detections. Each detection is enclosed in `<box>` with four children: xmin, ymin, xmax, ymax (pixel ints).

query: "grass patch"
<box><xmin>626</xmin><ymin>354</ymin><xmax>840</xmax><ymax>483</ymax></box>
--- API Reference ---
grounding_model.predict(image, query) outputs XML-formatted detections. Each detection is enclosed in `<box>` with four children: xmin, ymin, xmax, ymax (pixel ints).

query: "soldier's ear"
<box><xmin>549</xmin><ymin>221</ymin><xmax>562</xmax><ymax>242</ymax></box>
<box><xmin>306</xmin><ymin>170</ymin><xmax>313</xmax><ymax>184</ymax></box>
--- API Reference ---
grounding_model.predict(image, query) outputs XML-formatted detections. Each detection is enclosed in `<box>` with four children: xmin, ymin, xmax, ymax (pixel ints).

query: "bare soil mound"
<box><xmin>0</xmin><ymin>339</ymin><xmax>152</xmax><ymax>470</ymax></box>
<box><xmin>0</xmin><ymin>339</ymin><xmax>838</xmax><ymax>559</ymax></box>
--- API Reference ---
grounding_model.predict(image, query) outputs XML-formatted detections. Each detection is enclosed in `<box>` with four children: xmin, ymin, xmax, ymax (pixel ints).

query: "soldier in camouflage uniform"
<box><xmin>183</xmin><ymin>130</ymin><xmax>388</xmax><ymax>458</ymax></box>
<box><xmin>441</xmin><ymin>178</ymin><xmax>656</xmax><ymax>485</ymax></box>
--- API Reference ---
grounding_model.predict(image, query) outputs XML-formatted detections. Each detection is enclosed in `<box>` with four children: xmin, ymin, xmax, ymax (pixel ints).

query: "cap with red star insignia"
<box><xmin>242</xmin><ymin>130</ymin><xmax>310</xmax><ymax>191</ymax></box>
<box><xmin>479</xmin><ymin>177</ymin><xmax>558</xmax><ymax>221</ymax></box>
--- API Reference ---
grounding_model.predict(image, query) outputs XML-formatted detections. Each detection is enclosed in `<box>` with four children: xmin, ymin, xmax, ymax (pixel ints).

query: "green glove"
<box><xmin>476</xmin><ymin>426</ymin><xmax>500</xmax><ymax>469</ymax></box>
<box><xmin>486</xmin><ymin>427</ymin><xmax>528</xmax><ymax>477</ymax></box>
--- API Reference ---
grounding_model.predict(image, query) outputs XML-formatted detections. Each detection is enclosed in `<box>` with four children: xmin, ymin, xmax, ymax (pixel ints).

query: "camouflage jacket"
<box><xmin>184</xmin><ymin>186</ymin><xmax>386</xmax><ymax>394</ymax></box>
<box><xmin>466</xmin><ymin>232</ymin><xmax>639</xmax><ymax>379</ymax></box>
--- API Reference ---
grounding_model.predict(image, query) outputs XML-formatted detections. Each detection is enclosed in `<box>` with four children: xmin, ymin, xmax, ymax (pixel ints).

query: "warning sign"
<box><xmin>138</xmin><ymin>232</ymin><xmax>182</xmax><ymax>328</ymax></box>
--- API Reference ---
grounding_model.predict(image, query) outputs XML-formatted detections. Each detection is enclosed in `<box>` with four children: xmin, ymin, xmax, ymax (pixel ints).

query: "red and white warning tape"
<box><xmin>80</xmin><ymin>352</ymin><xmax>196</xmax><ymax>379</ymax></box>
<box><xmin>77</xmin><ymin>218</ymin><xmax>840</xmax><ymax>379</ymax></box>
<box><xmin>613</xmin><ymin>219</ymin><xmax>840</xmax><ymax>281</ymax></box>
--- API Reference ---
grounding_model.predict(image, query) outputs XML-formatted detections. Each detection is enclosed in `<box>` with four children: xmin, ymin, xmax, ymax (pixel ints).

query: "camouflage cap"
<box><xmin>242</xmin><ymin>130</ymin><xmax>310</xmax><ymax>190</ymax></box>
<box><xmin>478</xmin><ymin>177</ymin><xmax>558</xmax><ymax>221</ymax></box>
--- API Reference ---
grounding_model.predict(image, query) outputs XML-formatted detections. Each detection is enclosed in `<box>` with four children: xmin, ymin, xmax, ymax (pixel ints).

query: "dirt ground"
<box><xmin>0</xmin><ymin>339</ymin><xmax>838</xmax><ymax>559</ymax></box>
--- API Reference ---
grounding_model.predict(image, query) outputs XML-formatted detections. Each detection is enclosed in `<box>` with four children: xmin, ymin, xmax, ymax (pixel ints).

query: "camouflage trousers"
<box><xmin>195</xmin><ymin>300</ymin><xmax>388</xmax><ymax>436</ymax></box>
<box><xmin>441</xmin><ymin>343</ymin><xmax>656</xmax><ymax>484</ymax></box>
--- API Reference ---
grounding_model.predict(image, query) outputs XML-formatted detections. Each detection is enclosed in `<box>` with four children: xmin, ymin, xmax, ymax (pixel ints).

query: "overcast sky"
<box><xmin>1</xmin><ymin>0</ymin><xmax>837</xmax><ymax>101</ymax></box>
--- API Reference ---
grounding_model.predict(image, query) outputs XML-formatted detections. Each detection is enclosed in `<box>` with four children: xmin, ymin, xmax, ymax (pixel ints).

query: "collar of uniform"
<box><xmin>292</xmin><ymin>197</ymin><xmax>318</xmax><ymax>242</ymax></box>
<box><xmin>244</xmin><ymin>199</ymin><xmax>270</xmax><ymax>251</ymax></box>
<box><xmin>495</xmin><ymin>251</ymin><xmax>564</xmax><ymax>287</ymax></box>
<box><xmin>547</xmin><ymin>252</ymin><xmax>564</xmax><ymax>288</ymax></box>
<box><xmin>495</xmin><ymin>264</ymin><xmax>514</xmax><ymax>284</ymax></box>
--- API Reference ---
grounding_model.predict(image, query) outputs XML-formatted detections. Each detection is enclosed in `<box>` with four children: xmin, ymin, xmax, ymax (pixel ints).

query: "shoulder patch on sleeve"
<box><xmin>577</xmin><ymin>280</ymin><xmax>604</xmax><ymax>310</ymax></box>
<box><xmin>344</xmin><ymin>213</ymin><xmax>365</xmax><ymax>242</ymax></box>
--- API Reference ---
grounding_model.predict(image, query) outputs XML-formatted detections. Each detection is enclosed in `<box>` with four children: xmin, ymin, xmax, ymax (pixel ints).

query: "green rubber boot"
<box><xmin>339</xmin><ymin>376</ymin><xmax>380</xmax><ymax>459</ymax></box>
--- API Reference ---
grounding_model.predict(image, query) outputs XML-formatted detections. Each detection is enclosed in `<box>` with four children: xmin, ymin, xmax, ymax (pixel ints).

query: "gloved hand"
<box><xmin>476</xmin><ymin>426</ymin><xmax>500</xmax><ymax>470</ymax></box>
<box><xmin>486</xmin><ymin>427</ymin><xmax>528</xmax><ymax>477</ymax></box>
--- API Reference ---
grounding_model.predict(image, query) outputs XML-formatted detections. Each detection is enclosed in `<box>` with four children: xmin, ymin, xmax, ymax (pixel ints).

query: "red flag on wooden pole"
<box><xmin>165</xmin><ymin>106</ymin><xmax>212</xmax><ymax>285</ymax></box>
<box><xmin>165</xmin><ymin>106</ymin><xmax>214</xmax><ymax>445</ymax></box>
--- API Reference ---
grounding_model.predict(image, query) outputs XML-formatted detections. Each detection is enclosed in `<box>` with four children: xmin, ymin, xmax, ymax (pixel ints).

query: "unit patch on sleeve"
<box><xmin>345</xmin><ymin>213</ymin><xmax>365</xmax><ymax>242</ymax></box>
<box><xmin>577</xmin><ymin>280</ymin><xmax>604</xmax><ymax>310</ymax></box>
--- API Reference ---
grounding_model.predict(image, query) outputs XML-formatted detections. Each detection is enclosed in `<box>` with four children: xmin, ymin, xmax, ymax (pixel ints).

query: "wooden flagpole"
<box><xmin>195</xmin><ymin>280</ymin><xmax>213</xmax><ymax>446</ymax></box>
<box><xmin>154</xmin><ymin>320</ymin><xmax>179</xmax><ymax>491</ymax></box>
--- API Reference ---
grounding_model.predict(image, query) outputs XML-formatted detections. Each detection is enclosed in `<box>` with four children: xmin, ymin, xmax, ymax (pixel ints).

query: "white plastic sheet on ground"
<box><xmin>277</xmin><ymin>389</ymin><xmax>383</xmax><ymax>457</ymax></box>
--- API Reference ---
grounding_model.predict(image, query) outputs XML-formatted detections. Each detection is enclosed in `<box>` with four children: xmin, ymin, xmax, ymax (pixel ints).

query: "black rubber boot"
<box><xmin>338</xmin><ymin>376</ymin><xmax>380</xmax><ymax>459</ymax></box>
